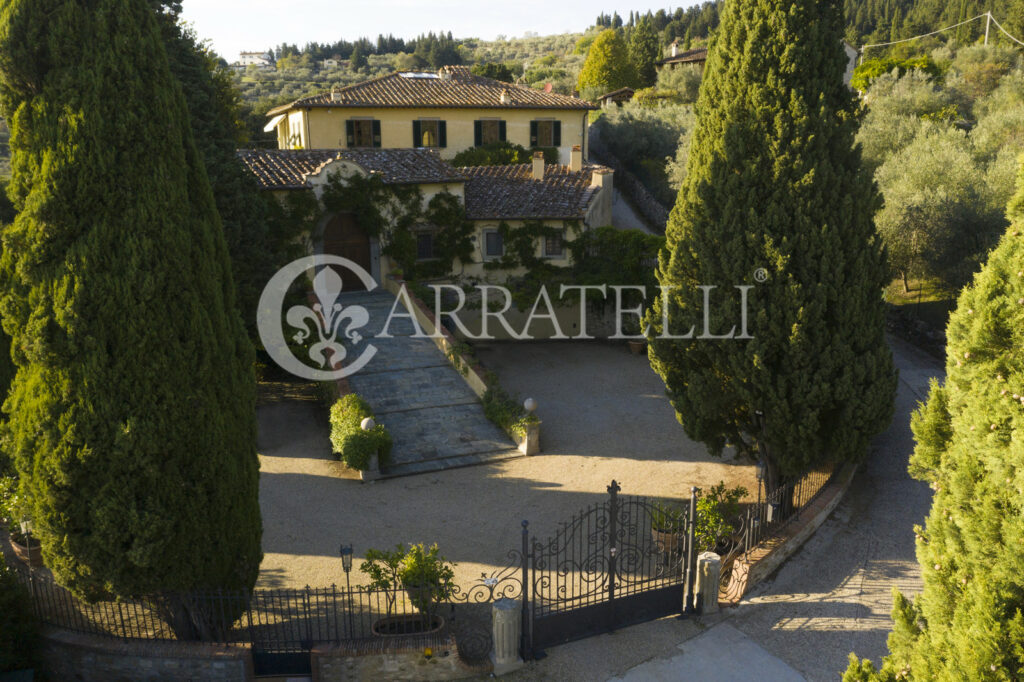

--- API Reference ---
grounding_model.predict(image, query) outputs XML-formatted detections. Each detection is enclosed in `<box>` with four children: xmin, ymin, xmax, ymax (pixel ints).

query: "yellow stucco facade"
<box><xmin>276</xmin><ymin>106</ymin><xmax>590</xmax><ymax>165</ymax></box>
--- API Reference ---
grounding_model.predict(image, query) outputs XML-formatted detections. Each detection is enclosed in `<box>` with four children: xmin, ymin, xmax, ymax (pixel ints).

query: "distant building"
<box><xmin>237</xmin><ymin>51</ymin><xmax>274</xmax><ymax>69</ymax></box>
<box><xmin>321</xmin><ymin>58</ymin><xmax>346</xmax><ymax>70</ymax></box>
<box><xmin>596</xmin><ymin>87</ymin><xmax>635</xmax><ymax>108</ymax></box>
<box><xmin>656</xmin><ymin>42</ymin><xmax>709</xmax><ymax>71</ymax></box>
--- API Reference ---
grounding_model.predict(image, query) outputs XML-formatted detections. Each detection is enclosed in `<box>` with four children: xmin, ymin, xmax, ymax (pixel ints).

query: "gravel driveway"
<box><xmin>256</xmin><ymin>341</ymin><xmax>757</xmax><ymax>589</ymax></box>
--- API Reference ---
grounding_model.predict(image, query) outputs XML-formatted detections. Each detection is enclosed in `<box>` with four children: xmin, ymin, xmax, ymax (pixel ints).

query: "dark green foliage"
<box><xmin>452</xmin><ymin>141</ymin><xmax>558</xmax><ymax>169</ymax></box>
<box><xmin>570</xmin><ymin>226</ymin><xmax>665</xmax><ymax>308</ymax></box>
<box><xmin>0</xmin><ymin>0</ymin><xmax>261</xmax><ymax>622</ymax></box>
<box><xmin>844</xmin><ymin>0</ymin><xmax>1020</xmax><ymax>47</ymax></box>
<box><xmin>648</xmin><ymin>0</ymin><xmax>896</xmax><ymax>494</ymax></box>
<box><xmin>470</xmin><ymin>62</ymin><xmax>514</xmax><ymax>82</ymax></box>
<box><xmin>0</xmin><ymin>178</ymin><xmax>12</xmax><ymax>224</ymax></box>
<box><xmin>845</xmin><ymin>159</ymin><xmax>1024</xmax><ymax>681</ymax></box>
<box><xmin>0</xmin><ymin>554</ymin><xmax>36</xmax><ymax>673</ymax></box>
<box><xmin>152</xmin><ymin>9</ymin><xmax>273</xmax><ymax>335</ymax></box>
<box><xmin>328</xmin><ymin>394</ymin><xmax>391</xmax><ymax>470</ymax></box>
<box><xmin>452</xmin><ymin>141</ymin><xmax>532</xmax><ymax>166</ymax></box>
<box><xmin>628</xmin><ymin>18</ymin><xmax>660</xmax><ymax>88</ymax></box>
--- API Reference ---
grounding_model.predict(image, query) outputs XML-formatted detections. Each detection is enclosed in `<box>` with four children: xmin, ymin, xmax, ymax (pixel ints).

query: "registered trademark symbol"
<box><xmin>754</xmin><ymin>268</ymin><xmax>769</xmax><ymax>283</ymax></box>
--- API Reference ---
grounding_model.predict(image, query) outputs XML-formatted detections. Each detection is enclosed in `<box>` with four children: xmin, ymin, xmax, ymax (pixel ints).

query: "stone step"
<box><xmin>381</xmin><ymin>447</ymin><xmax>524</xmax><ymax>479</ymax></box>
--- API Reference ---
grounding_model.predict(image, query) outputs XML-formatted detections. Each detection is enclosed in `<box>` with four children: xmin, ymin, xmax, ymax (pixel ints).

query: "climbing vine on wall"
<box><xmin>319</xmin><ymin>171</ymin><xmax>474</xmax><ymax>279</ymax></box>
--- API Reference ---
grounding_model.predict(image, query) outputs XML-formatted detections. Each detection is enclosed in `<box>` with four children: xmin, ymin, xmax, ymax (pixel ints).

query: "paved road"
<box><xmin>724</xmin><ymin>335</ymin><xmax>937</xmax><ymax>680</ymax></box>
<box><xmin>508</xmin><ymin>336</ymin><xmax>940</xmax><ymax>681</ymax></box>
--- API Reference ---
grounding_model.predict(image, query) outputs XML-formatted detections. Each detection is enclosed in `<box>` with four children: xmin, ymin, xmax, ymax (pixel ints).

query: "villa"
<box><xmin>263</xmin><ymin>65</ymin><xmax>595</xmax><ymax>165</ymax></box>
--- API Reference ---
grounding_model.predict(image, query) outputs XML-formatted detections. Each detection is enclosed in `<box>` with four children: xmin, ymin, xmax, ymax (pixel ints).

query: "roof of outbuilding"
<box><xmin>657</xmin><ymin>47</ymin><xmax>709</xmax><ymax>66</ymax></box>
<box><xmin>267</xmin><ymin>66</ymin><xmax>595</xmax><ymax>115</ymax></box>
<box><xmin>459</xmin><ymin>163</ymin><xmax>611</xmax><ymax>220</ymax></box>
<box><xmin>237</xmin><ymin>148</ymin><xmax>466</xmax><ymax>190</ymax></box>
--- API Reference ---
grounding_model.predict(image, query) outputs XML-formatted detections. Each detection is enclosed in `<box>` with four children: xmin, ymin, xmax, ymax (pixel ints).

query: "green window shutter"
<box><xmin>474</xmin><ymin>121</ymin><xmax>482</xmax><ymax>146</ymax></box>
<box><xmin>439</xmin><ymin>121</ymin><xmax>447</xmax><ymax>148</ymax></box>
<box><xmin>499</xmin><ymin>120</ymin><xmax>507</xmax><ymax>142</ymax></box>
<box><xmin>345</xmin><ymin>120</ymin><xmax>354</xmax><ymax>147</ymax></box>
<box><xmin>530</xmin><ymin>120</ymin><xmax>538</xmax><ymax>146</ymax></box>
<box><xmin>372</xmin><ymin>120</ymin><xmax>381</xmax><ymax>147</ymax></box>
<box><xmin>413</xmin><ymin>120</ymin><xmax>422</xmax><ymax>147</ymax></box>
<box><xmin>553</xmin><ymin>120</ymin><xmax>562</xmax><ymax>147</ymax></box>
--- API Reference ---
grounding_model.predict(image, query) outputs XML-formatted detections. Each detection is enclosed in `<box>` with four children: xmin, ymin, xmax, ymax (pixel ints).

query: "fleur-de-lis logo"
<box><xmin>257</xmin><ymin>256</ymin><xmax>379</xmax><ymax>381</ymax></box>
<box><xmin>286</xmin><ymin>267</ymin><xmax>370</xmax><ymax>369</ymax></box>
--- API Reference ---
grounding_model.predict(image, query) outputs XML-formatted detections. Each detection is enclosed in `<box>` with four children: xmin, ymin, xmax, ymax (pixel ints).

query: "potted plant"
<box><xmin>361</xmin><ymin>543</ymin><xmax>455</xmax><ymax>636</ymax></box>
<box><xmin>624</xmin><ymin>317</ymin><xmax>647</xmax><ymax>355</ymax></box>
<box><xmin>0</xmin><ymin>477</ymin><xmax>41</xmax><ymax>569</ymax></box>
<box><xmin>650</xmin><ymin>500</ymin><xmax>687</xmax><ymax>555</ymax></box>
<box><xmin>696</xmin><ymin>482</ymin><xmax>748</xmax><ymax>553</ymax></box>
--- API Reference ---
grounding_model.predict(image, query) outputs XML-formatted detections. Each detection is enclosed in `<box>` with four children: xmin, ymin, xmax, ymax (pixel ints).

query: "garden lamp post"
<box><xmin>20</xmin><ymin>516</ymin><xmax>35</xmax><ymax>571</ymax></box>
<box><xmin>340</xmin><ymin>544</ymin><xmax>354</xmax><ymax>636</ymax></box>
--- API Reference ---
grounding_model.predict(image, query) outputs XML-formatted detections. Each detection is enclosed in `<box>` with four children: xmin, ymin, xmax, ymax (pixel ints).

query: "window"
<box><xmin>483</xmin><ymin>229</ymin><xmax>504</xmax><ymax>259</ymax></box>
<box><xmin>413</xmin><ymin>119</ymin><xmax>447</xmax><ymax>148</ymax></box>
<box><xmin>543</xmin><ymin>230</ymin><xmax>565</xmax><ymax>259</ymax></box>
<box><xmin>530</xmin><ymin>119</ymin><xmax>562</xmax><ymax>148</ymax></box>
<box><xmin>346</xmin><ymin>119</ymin><xmax>380</xmax><ymax>148</ymax></box>
<box><xmin>474</xmin><ymin>119</ymin><xmax>506</xmax><ymax>146</ymax></box>
<box><xmin>416</xmin><ymin>232</ymin><xmax>435</xmax><ymax>260</ymax></box>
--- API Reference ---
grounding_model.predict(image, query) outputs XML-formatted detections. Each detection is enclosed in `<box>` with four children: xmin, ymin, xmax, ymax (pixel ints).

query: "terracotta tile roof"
<box><xmin>268</xmin><ymin>66</ymin><xmax>594</xmax><ymax>115</ymax></box>
<box><xmin>459</xmin><ymin>163</ymin><xmax>611</xmax><ymax>220</ymax></box>
<box><xmin>237</xmin><ymin>148</ymin><xmax>466</xmax><ymax>190</ymax></box>
<box><xmin>657</xmin><ymin>47</ymin><xmax>709</xmax><ymax>66</ymax></box>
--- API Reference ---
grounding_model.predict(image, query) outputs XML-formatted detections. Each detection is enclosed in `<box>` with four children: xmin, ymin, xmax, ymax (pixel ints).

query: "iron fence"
<box><xmin>717</xmin><ymin>461</ymin><xmax>839</xmax><ymax>596</ymax></box>
<box><xmin>12</xmin><ymin>564</ymin><xmax>508</xmax><ymax>664</ymax></box>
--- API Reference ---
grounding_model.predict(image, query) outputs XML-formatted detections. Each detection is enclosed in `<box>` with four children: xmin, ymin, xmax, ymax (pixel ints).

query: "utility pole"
<box><xmin>985</xmin><ymin>11</ymin><xmax>992</xmax><ymax>45</ymax></box>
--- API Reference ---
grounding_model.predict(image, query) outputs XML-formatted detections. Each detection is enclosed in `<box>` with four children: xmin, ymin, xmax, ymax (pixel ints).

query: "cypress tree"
<box><xmin>0</xmin><ymin>0</ymin><xmax>261</xmax><ymax>635</ymax></box>
<box><xmin>844</xmin><ymin>159</ymin><xmax>1024</xmax><ymax>681</ymax></box>
<box><xmin>648</xmin><ymin>0</ymin><xmax>896</xmax><ymax>495</ymax></box>
<box><xmin>152</xmin><ymin>3</ymin><xmax>273</xmax><ymax>336</ymax></box>
<box><xmin>629</xmin><ymin>18</ymin><xmax>661</xmax><ymax>89</ymax></box>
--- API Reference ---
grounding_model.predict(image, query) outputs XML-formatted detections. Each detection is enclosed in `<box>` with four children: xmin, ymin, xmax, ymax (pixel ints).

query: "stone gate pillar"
<box><xmin>491</xmin><ymin>598</ymin><xmax>524</xmax><ymax>675</ymax></box>
<box><xmin>695</xmin><ymin>551</ymin><xmax>722</xmax><ymax>614</ymax></box>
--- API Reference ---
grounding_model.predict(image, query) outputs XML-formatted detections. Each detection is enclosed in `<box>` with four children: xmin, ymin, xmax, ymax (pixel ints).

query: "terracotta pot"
<box><xmin>628</xmin><ymin>340</ymin><xmax>647</xmax><ymax>355</ymax></box>
<box><xmin>651</xmin><ymin>527</ymin><xmax>684</xmax><ymax>555</ymax></box>
<box><xmin>9</xmin><ymin>534</ymin><xmax>43</xmax><ymax>568</ymax></box>
<box><xmin>371</xmin><ymin>613</ymin><xmax>445</xmax><ymax>637</ymax></box>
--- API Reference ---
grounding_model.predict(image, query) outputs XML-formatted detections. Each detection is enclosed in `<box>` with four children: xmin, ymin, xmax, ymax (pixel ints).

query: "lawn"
<box><xmin>885</xmin><ymin>278</ymin><xmax>955</xmax><ymax>332</ymax></box>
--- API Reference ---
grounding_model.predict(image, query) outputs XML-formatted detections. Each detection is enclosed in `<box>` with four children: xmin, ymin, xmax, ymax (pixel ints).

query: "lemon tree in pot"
<box><xmin>361</xmin><ymin>543</ymin><xmax>456</xmax><ymax>636</ymax></box>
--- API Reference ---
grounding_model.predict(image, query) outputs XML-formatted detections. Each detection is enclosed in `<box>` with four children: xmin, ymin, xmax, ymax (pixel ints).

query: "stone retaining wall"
<box><xmin>38</xmin><ymin>627</ymin><xmax>253</xmax><ymax>682</ymax></box>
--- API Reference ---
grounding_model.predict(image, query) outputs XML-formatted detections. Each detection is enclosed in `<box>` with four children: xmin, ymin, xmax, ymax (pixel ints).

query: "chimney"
<box><xmin>590</xmin><ymin>168</ymin><xmax>612</xmax><ymax>190</ymax></box>
<box><xmin>570</xmin><ymin>145</ymin><xmax>583</xmax><ymax>172</ymax></box>
<box><xmin>331</xmin><ymin>88</ymin><xmax>343</xmax><ymax>103</ymax></box>
<box><xmin>532</xmin><ymin>151</ymin><xmax>545</xmax><ymax>180</ymax></box>
<box><xmin>671</xmin><ymin>40</ymin><xmax>679</xmax><ymax>58</ymax></box>
<box><xmin>500</xmin><ymin>89</ymin><xmax>511</xmax><ymax>104</ymax></box>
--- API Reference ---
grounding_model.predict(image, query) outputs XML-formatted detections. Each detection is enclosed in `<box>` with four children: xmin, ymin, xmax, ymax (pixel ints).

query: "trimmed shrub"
<box><xmin>329</xmin><ymin>394</ymin><xmax>392</xmax><ymax>470</ymax></box>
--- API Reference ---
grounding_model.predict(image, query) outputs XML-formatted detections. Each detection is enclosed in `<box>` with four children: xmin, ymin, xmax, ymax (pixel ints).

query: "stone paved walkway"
<box><xmin>340</xmin><ymin>289</ymin><xmax>518</xmax><ymax>477</ymax></box>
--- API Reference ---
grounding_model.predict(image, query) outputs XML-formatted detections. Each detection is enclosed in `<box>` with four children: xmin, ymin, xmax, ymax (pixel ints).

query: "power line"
<box><xmin>860</xmin><ymin>13</ymin><xmax>988</xmax><ymax>51</ymax></box>
<box><xmin>990</xmin><ymin>14</ymin><xmax>1024</xmax><ymax>48</ymax></box>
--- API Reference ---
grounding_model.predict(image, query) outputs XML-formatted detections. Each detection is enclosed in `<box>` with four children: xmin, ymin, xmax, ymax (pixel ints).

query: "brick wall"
<box><xmin>39</xmin><ymin>627</ymin><xmax>254</xmax><ymax>682</ymax></box>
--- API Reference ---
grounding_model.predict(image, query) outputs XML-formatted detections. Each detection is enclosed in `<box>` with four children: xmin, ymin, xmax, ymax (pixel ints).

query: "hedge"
<box><xmin>329</xmin><ymin>394</ymin><xmax>392</xmax><ymax>470</ymax></box>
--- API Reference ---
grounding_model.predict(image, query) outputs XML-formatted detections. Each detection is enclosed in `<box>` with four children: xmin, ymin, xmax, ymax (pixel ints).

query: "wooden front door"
<box><xmin>322</xmin><ymin>213</ymin><xmax>372</xmax><ymax>292</ymax></box>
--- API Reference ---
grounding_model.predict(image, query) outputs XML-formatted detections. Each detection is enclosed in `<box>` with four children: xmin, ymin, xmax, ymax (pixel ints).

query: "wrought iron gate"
<box><xmin>522</xmin><ymin>481</ymin><xmax>699</xmax><ymax>654</ymax></box>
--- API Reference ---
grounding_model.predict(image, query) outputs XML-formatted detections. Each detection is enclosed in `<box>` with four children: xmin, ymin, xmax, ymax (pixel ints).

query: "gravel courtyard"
<box><xmin>256</xmin><ymin>341</ymin><xmax>757</xmax><ymax>589</ymax></box>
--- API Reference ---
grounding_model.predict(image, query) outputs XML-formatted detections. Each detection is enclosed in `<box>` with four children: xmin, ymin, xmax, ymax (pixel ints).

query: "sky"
<box><xmin>179</xmin><ymin>0</ymin><xmax>690</xmax><ymax>62</ymax></box>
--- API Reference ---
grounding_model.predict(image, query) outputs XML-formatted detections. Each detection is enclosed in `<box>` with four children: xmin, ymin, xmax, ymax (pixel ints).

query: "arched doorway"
<box><xmin>322</xmin><ymin>212</ymin><xmax>372</xmax><ymax>292</ymax></box>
